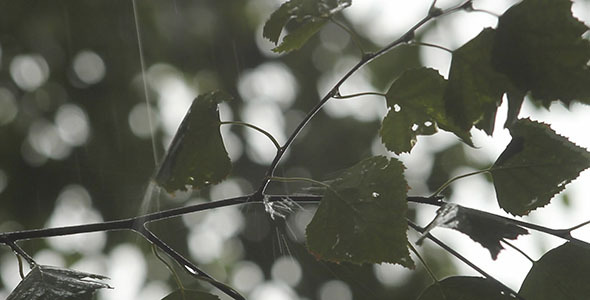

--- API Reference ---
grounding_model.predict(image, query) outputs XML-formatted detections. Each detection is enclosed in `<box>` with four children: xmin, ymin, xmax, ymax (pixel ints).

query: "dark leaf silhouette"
<box><xmin>491</xmin><ymin>119</ymin><xmax>590</xmax><ymax>215</ymax></box>
<box><xmin>155</xmin><ymin>91</ymin><xmax>233</xmax><ymax>193</ymax></box>
<box><xmin>306</xmin><ymin>156</ymin><xmax>413</xmax><ymax>267</ymax></box>
<box><xmin>7</xmin><ymin>265</ymin><xmax>110</xmax><ymax>300</ymax></box>
<box><xmin>418</xmin><ymin>203</ymin><xmax>528</xmax><ymax>259</ymax></box>
<box><xmin>520</xmin><ymin>242</ymin><xmax>590</xmax><ymax>300</ymax></box>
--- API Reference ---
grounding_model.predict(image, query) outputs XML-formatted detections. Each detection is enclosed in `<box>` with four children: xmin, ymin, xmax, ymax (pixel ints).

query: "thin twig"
<box><xmin>408</xmin><ymin>220</ymin><xmax>524</xmax><ymax>300</ymax></box>
<box><xmin>220</xmin><ymin>121</ymin><xmax>281</xmax><ymax>150</ymax></box>
<box><xmin>501</xmin><ymin>239</ymin><xmax>535</xmax><ymax>264</ymax></box>
<box><xmin>332</xmin><ymin>91</ymin><xmax>386</xmax><ymax>99</ymax></box>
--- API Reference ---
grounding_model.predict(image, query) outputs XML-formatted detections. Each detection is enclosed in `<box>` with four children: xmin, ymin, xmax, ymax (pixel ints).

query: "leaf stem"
<box><xmin>332</xmin><ymin>92</ymin><xmax>386</xmax><ymax>100</ymax></box>
<box><xmin>431</xmin><ymin>168</ymin><xmax>491</xmax><ymax>197</ymax></box>
<box><xmin>408</xmin><ymin>242</ymin><xmax>439</xmax><ymax>283</ymax></box>
<box><xmin>329</xmin><ymin>17</ymin><xmax>365</xmax><ymax>55</ymax></box>
<box><xmin>269</xmin><ymin>176</ymin><xmax>331</xmax><ymax>189</ymax></box>
<box><xmin>152</xmin><ymin>245</ymin><xmax>184</xmax><ymax>289</ymax></box>
<box><xmin>408</xmin><ymin>220</ymin><xmax>524</xmax><ymax>300</ymax></box>
<box><xmin>501</xmin><ymin>239</ymin><xmax>535</xmax><ymax>263</ymax></box>
<box><xmin>408</xmin><ymin>41</ymin><xmax>453</xmax><ymax>54</ymax></box>
<box><xmin>220</xmin><ymin>121</ymin><xmax>281</xmax><ymax>150</ymax></box>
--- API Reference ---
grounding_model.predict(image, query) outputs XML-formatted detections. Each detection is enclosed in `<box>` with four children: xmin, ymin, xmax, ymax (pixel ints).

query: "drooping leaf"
<box><xmin>418</xmin><ymin>276</ymin><xmax>515</xmax><ymax>300</ymax></box>
<box><xmin>155</xmin><ymin>90</ymin><xmax>233</xmax><ymax>193</ymax></box>
<box><xmin>379</xmin><ymin>67</ymin><xmax>472</xmax><ymax>154</ymax></box>
<box><xmin>444</xmin><ymin>28</ymin><xmax>515</xmax><ymax>136</ymax></box>
<box><xmin>492</xmin><ymin>0</ymin><xmax>590</xmax><ymax>104</ymax></box>
<box><xmin>491</xmin><ymin>118</ymin><xmax>590</xmax><ymax>215</ymax></box>
<box><xmin>417</xmin><ymin>203</ymin><xmax>528</xmax><ymax>260</ymax></box>
<box><xmin>263</xmin><ymin>0</ymin><xmax>352</xmax><ymax>53</ymax></box>
<box><xmin>161</xmin><ymin>289</ymin><xmax>220</xmax><ymax>300</ymax></box>
<box><xmin>305</xmin><ymin>156</ymin><xmax>414</xmax><ymax>267</ymax></box>
<box><xmin>7</xmin><ymin>265</ymin><xmax>111</xmax><ymax>300</ymax></box>
<box><xmin>520</xmin><ymin>242</ymin><xmax>590</xmax><ymax>300</ymax></box>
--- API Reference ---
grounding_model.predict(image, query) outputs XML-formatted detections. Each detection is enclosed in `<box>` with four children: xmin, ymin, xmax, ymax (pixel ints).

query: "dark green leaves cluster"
<box><xmin>305</xmin><ymin>156</ymin><xmax>414</xmax><ymax>267</ymax></box>
<box><xmin>263</xmin><ymin>0</ymin><xmax>351</xmax><ymax>53</ymax></box>
<box><xmin>155</xmin><ymin>91</ymin><xmax>233</xmax><ymax>193</ymax></box>
<box><xmin>380</xmin><ymin>0</ymin><xmax>590</xmax><ymax>153</ymax></box>
<box><xmin>492</xmin><ymin>0</ymin><xmax>590</xmax><ymax>104</ymax></box>
<box><xmin>491</xmin><ymin>119</ymin><xmax>590</xmax><ymax>215</ymax></box>
<box><xmin>7</xmin><ymin>265</ymin><xmax>110</xmax><ymax>300</ymax></box>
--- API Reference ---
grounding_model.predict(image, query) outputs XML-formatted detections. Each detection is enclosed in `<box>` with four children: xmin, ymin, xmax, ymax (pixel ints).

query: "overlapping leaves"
<box><xmin>520</xmin><ymin>242</ymin><xmax>590</xmax><ymax>299</ymax></box>
<box><xmin>263</xmin><ymin>0</ymin><xmax>351</xmax><ymax>53</ymax></box>
<box><xmin>444</xmin><ymin>28</ymin><xmax>514</xmax><ymax>135</ymax></box>
<box><xmin>155</xmin><ymin>91</ymin><xmax>233</xmax><ymax>193</ymax></box>
<box><xmin>379</xmin><ymin>67</ymin><xmax>472</xmax><ymax>154</ymax></box>
<box><xmin>492</xmin><ymin>0</ymin><xmax>590</xmax><ymax>104</ymax></box>
<box><xmin>491</xmin><ymin>119</ymin><xmax>590</xmax><ymax>215</ymax></box>
<box><xmin>305</xmin><ymin>156</ymin><xmax>414</xmax><ymax>267</ymax></box>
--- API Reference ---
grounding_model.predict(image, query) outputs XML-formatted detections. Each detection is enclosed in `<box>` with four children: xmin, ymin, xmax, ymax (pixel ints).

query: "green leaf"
<box><xmin>444</xmin><ymin>28</ymin><xmax>515</xmax><ymax>136</ymax></box>
<box><xmin>379</xmin><ymin>67</ymin><xmax>471</xmax><ymax>154</ymax></box>
<box><xmin>492</xmin><ymin>0</ymin><xmax>590</xmax><ymax>104</ymax></box>
<box><xmin>305</xmin><ymin>156</ymin><xmax>414</xmax><ymax>267</ymax></box>
<box><xmin>418</xmin><ymin>276</ymin><xmax>514</xmax><ymax>300</ymax></box>
<box><xmin>263</xmin><ymin>0</ymin><xmax>352</xmax><ymax>53</ymax></box>
<box><xmin>161</xmin><ymin>289</ymin><xmax>220</xmax><ymax>300</ymax></box>
<box><xmin>491</xmin><ymin>118</ymin><xmax>590</xmax><ymax>215</ymax></box>
<box><xmin>418</xmin><ymin>203</ymin><xmax>528</xmax><ymax>260</ymax></box>
<box><xmin>503</xmin><ymin>91</ymin><xmax>525</xmax><ymax>129</ymax></box>
<box><xmin>272</xmin><ymin>18</ymin><xmax>327</xmax><ymax>53</ymax></box>
<box><xmin>263</xmin><ymin>1</ymin><xmax>298</xmax><ymax>44</ymax></box>
<box><xmin>155</xmin><ymin>90</ymin><xmax>233</xmax><ymax>193</ymax></box>
<box><xmin>520</xmin><ymin>242</ymin><xmax>590</xmax><ymax>300</ymax></box>
<box><xmin>7</xmin><ymin>265</ymin><xmax>110</xmax><ymax>300</ymax></box>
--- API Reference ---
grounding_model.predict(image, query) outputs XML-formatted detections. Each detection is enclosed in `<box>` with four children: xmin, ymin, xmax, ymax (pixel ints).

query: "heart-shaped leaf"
<box><xmin>306</xmin><ymin>156</ymin><xmax>413</xmax><ymax>267</ymax></box>
<box><xmin>155</xmin><ymin>90</ymin><xmax>233</xmax><ymax>193</ymax></box>
<box><xmin>491</xmin><ymin>119</ymin><xmax>590</xmax><ymax>215</ymax></box>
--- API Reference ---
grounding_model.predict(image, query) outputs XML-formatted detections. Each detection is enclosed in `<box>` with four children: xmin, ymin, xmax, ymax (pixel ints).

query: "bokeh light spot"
<box><xmin>271</xmin><ymin>256</ymin><xmax>302</xmax><ymax>287</ymax></box>
<box><xmin>45</xmin><ymin>185</ymin><xmax>106</xmax><ymax>255</ymax></box>
<box><xmin>72</xmin><ymin>50</ymin><xmax>106</xmax><ymax>85</ymax></box>
<box><xmin>27</xmin><ymin>119</ymin><xmax>71</xmax><ymax>160</ymax></box>
<box><xmin>319</xmin><ymin>280</ymin><xmax>352</xmax><ymax>300</ymax></box>
<box><xmin>0</xmin><ymin>87</ymin><xmax>18</xmax><ymax>125</ymax></box>
<box><xmin>231</xmin><ymin>260</ymin><xmax>264</xmax><ymax>293</ymax></box>
<box><xmin>10</xmin><ymin>54</ymin><xmax>50</xmax><ymax>91</ymax></box>
<box><xmin>128</xmin><ymin>103</ymin><xmax>160</xmax><ymax>138</ymax></box>
<box><xmin>55</xmin><ymin>103</ymin><xmax>90</xmax><ymax>146</ymax></box>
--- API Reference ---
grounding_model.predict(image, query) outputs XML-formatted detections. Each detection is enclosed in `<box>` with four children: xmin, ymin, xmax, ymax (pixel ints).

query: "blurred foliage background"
<box><xmin>2</xmin><ymin>0</ymin><xmax>587</xmax><ymax>299</ymax></box>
